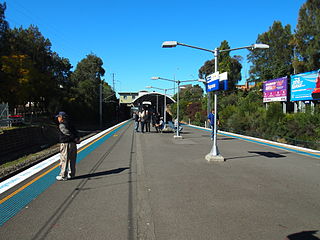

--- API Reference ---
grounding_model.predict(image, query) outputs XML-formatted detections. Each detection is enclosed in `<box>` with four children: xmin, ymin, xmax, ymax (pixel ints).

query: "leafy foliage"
<box><xmin>293</xmin><ymin>0</ymin><xmax>320</xmax><ymax>73</ymax></box>
<box><xmin>215</xmin><ymin>89</ymin><xmax>320</xmax><ymax>149</ymax></box>
<box><xmin>0</xmin><ymin>5</ymin><xmax>117</xmax><ymax>125</ymax></box>
<box><xmin>71</xmin><ymin>54</ymin><xmax>105</xmax><ymax>113</ymax></box>
<box><xmin>198</xmin><ymin>40</ymin><xmax>242</xmax><ymax>91</ymax></box>
<box><xmin>171</xmin><ymin>85</ymin><xmax>205</xmax><ymax>123</ymax></box>
<box><xmin>248</xmin><ymin>21</ymin><xmax>294</xmax><ymax>82</ymax></box>
<box><xmin>0</xmin><ymin>2</ymin><xmax>9</xmax><ymax>54</ymax></box>
<box><xmin>0</xmin><ymin>26</ymin><xmax>70</xmax><ymax>112</ymax></box>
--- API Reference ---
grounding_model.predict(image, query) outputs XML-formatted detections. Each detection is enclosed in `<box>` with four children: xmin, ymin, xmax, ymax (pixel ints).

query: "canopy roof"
<box><xmin>132</xmin><ymin>92</ymin><xmax>175</xmax><ymax>107</ymax></box>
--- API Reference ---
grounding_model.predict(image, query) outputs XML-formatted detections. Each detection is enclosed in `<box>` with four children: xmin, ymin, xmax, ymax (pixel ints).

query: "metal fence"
<box><xmin>0</xmin><ymin>103</ymin><xmax>9</xmax><ymax>127</ymax></box>
<box><xmin>189</xmin><ymin>120</ymin><xmax>319</xmax><ymax>151</ymax></box>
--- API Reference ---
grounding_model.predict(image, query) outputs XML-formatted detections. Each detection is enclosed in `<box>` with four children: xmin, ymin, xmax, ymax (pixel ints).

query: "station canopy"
<box><xmin>132</xmin><ymin>92</ymin><xmax>176</xmax><ymax>107</ymax></box>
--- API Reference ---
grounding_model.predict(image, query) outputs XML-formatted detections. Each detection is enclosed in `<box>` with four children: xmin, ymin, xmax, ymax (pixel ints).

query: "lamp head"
<box><xmin>252</xmin><ymin>43</ymin><xmax>269</xmax><ymax>49</ymax></box>
<box><xmin>162</xmin><ymin>41</ymin><xmax>178</xmax><ymax>48</ymax></box>
<box><xmin>151</xmin><ymin>77</ymin><xmax>160</xmax><ymax>80</ymax></box>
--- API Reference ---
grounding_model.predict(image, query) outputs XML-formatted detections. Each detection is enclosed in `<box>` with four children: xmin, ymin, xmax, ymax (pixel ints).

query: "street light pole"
<box><xmin>162</xmin><ymin>41</ymin><xmax>269</xmax><ymax>161</ymax></box>
<box><xmin>176</xmin><ymin>80</ymin><xmax>181</xmax><ymax>138</ymax></box>
<box><xmin>211</xmin><ymin>48</ymin><xmax>220</xmax><ymax>157</ymax></box>
<box><xmin>99</xmin><ymin>82</ymin><xmax>103</xmax><ymax>129</ymax></box>
<box><xmin>164</xmin><ymin>89</ymin><xmax>167</xmax><ymax>124</ymax></box>
<box><xmin>156</xmin><ymin>95</ymin><xmax>159</xmax><ymax>113</ymax></box>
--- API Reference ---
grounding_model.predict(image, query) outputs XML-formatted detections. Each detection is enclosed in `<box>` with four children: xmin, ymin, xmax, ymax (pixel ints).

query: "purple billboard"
<box><xmin>263</xmin><ymin>77</ymin><xmax>288</xmax><ymax>103</ymax></box>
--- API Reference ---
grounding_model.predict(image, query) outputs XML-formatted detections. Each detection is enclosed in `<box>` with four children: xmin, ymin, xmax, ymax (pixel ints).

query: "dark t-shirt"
<box><xmin>166</xmin><ymin>112</ymin><xmax>172</xmax><ymax>122</ymax></box>
<box><xmin>208</xmin><ymin>112</ymin><xmax>219</xmax><ymax>126</ymax></box>
<box><xmin>58</xmin><ymin>120</ymin><xmax>79</xmax><ymax>143</ymax></box>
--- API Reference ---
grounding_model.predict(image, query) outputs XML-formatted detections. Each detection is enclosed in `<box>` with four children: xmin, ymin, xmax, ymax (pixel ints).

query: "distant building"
<box><xmin>180</xmin><ymin>84</ymin><xmax>192</xmax><ymax>89</ymax></box>
<box><xmin>236</xmin><ymin>81</ymin><xmax>256</xmax><ymax>90</ymax></box>
<box><xmin>118</xmin><ymin>92</ymin><xmax>139</xmax><ymax>106</ymax></box>
<box><xmin>118</xmin><ymin>91</ymin><xmax>151</xmax><ymax>107</ymax></box>
<box><xmin>119</xmin><ymin>91</ymin><xmax>176</xmax><ymax>115</ymax></box>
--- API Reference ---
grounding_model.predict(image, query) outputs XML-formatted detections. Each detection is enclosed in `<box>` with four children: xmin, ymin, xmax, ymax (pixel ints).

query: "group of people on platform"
<box><xmin>133</xmin><ymin>107</ymin><xmax>218</xmax><ymax>139</ymax></box>
<box><xmin>132</xmin><ymin>107</ymin><xmax>182</xmax><ymax>133</ymax></box>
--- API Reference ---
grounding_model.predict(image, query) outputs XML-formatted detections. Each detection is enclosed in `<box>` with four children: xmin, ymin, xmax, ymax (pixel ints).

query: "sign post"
<box><xmin>205</xmin><ymin>70</ymin><xmax>228</xmax><ymax>162</ymax></box>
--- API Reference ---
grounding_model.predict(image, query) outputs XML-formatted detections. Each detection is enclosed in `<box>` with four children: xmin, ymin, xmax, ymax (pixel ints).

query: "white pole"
<box><xmin>156</xmin><ymin>95</ymin><xmax>159</xmax><ymax>113</ymax></box>
<box><xmin>99</xmin><ymin>83</ymin><xmax>102</xmax><ymax>129</ymax></box>
<box><xmin>164</xmin><ymin>89</ymin><xmax>167</xmax><ymax>124</ymax></box>
<box><xmin>206</xmin><ymin>48</ymin><xmax>224</xmax><ymax>161</ymax></box>
<box><xmin>176</xmin><ymin>81</ymin><xmax>180</xmax><ymax>137</ymax></box>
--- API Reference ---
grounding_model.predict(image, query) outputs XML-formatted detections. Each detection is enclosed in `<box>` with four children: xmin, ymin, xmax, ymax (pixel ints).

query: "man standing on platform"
<box><xmin>133</xmin><ymin>111</ymin><xmax>139</xmax><ymax>132</ymax></box>
<box><xmin>56</xmin><ymin>111</ymin><xmax>80</xmax><ymax>181</ymax></box>
<box><xmin>207</xmin><ymin>109</ymin><xmax>219</xmax><ymax>141</ymax></box>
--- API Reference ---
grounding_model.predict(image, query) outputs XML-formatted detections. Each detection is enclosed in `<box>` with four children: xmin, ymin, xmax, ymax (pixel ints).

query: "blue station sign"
<box><xmin>206</xmin><ymin>72</ymin><xmax>220</xmax><ymax>92</ymax></box>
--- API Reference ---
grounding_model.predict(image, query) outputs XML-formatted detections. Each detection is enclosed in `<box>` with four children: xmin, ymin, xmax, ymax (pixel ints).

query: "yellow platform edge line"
<box><xmin>0</xmin><ymin>122</ymin><xmax>126</xmax><ymax>205</ymax></box>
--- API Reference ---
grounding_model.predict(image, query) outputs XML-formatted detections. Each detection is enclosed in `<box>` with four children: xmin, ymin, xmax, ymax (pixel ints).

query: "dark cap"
<box><xmin>55</xmin><ymin>111</ymin><xmax>67</xmax><ymax>118</ymax></box>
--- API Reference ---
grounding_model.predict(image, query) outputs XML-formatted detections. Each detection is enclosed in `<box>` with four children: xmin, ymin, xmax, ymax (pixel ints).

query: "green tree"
<box><xmin>47</xmin><ymin>53</ymin><xmax>73</xmax><ymax>113</ymax></box>
<box><xmin>179</xmin><ymin>84</ymin><xmax>203</xmax><ymax>102</ymax></box>
<box><xmin>71</xmin><ymin>54</ymin><xmax>106</xmax><ymax>120</ymax></box>
<box><xmin>293</xmin><ymin>0</ymin><xmax>320</xmax><ymax>73</ymax></box>
<box><xmin>248</xmin><ymin>21</ymin><xmax>294</xmax><ymax>82</ymax></box>
<box><xmin>0</xmin><ymin>2</ymin><xmax>9</xmax><ymax>55</ymax></box>
<box><xmin>171</xmin><ymin>85</ymin><xmax>205</xmax><ymax>122</ymax></box>
<box><xmin>0</xmin><ymin>2</ymin><xmax>9</xmax><ymax>102</ymax></box>
<box><xmin>198</xmin><ymin>40</ymin><xmax>242</xmax><ymax>91</ymax></box>
<box><xmin>51</xmin><ymin>52</ymin><xmax>72</xmax><ymax>88</ymax></box>
<box><xmin>0</xmin><ymin>23</ymin><xmax>73</xmax><ymax>115</ymax></box>
<box><xmin>2</xmin><ymin>26</ymin><xmax>61</xmax><ymax>110</ymax></box>
<box><xmin>1</xmin><ymin>54</ymin><xmax>36</xmax><ymax>106</ymax></box>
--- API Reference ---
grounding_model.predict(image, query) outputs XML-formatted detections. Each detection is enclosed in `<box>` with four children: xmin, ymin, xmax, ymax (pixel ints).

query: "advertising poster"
<box><xmin>290</xmin><ymin>69</ymin><xmax>320</xmax><ymax>101</ymax></box>
<box><xmin>263</xmin><ymin>77</ymin><xmax>288</xmax><ymax>103</ymax></box>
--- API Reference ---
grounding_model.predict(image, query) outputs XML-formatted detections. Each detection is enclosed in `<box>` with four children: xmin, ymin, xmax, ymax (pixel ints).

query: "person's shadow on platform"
<box><xmin>71</xmin><ymin>167</ymin><xmax>129</xmax><ymax>180</ymax></box>
<box><xmin>286</xmin><ymin>230</ymin><xmax>319</xmax><ymax>240</ymax></box>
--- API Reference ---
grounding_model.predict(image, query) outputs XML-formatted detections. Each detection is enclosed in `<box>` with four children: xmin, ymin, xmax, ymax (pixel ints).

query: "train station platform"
<box><xmin>0</xmin><ymin>120</ymin><xmax>319</xmax><ymax>240</ymax></box>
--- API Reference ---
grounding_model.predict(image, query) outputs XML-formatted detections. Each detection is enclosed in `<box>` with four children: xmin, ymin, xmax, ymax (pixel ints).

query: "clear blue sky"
<box><xmin>4</xmin><ymin>0</ymin><xmax>306</xmax><ymax>95</ymax></box>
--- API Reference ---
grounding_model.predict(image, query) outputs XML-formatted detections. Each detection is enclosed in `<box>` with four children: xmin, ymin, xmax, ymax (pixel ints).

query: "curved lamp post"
<box><xmin>162</xmin><ymin>41</ymin><xmax>269</xmax><ymax>161</ymax></box>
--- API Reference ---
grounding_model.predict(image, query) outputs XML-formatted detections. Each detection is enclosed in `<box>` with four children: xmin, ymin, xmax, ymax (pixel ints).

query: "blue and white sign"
<box><xmin>290</xmin><ymin>69</ymin><xmax>320</xmax><ymax>101</ymax></box>
<box><xmin>206</xmin><ymin>71</ymin><xmax>228</xmax><ymax>92</ymax></box>
<box><xmin>206</xmin><ymin>72</ymin><xmax>219</xmax><ymax>92</ymax></box>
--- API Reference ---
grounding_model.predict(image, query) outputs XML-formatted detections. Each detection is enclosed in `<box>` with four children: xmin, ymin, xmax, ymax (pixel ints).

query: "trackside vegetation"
<box><xmin>170</xmin><ymin>0</ymin><xmax>320</xmax><ymax>150</ymax></box>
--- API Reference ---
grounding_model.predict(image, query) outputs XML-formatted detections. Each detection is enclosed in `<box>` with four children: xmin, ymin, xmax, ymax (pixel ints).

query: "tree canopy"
<box><xmin>0</xmin><ymin>4</ymin><xmax>116</xmax><ymax>124</ymax></box>
<box><xmin>198</xmin><ymin>40</ymin><xmax>242</xmax><ymax>91</ymax></box>
<box><xmin>248</xmin><ymin>21</ymin><xmax>294</xmax><ymax>82</ymax></box>
<box><xmin>71</xmin><ymin>54</ymin><xmax>105</xmax><ymax>112</ymax></box>
<box><xmin>0</xmin><ymin>2</ymin><xmax>9</xmax><ymax>54</ymax></box>
<box><xmin>293</xmin><ymin>0</ymin><xmax>320</xmax><ymax>73</ymax></box>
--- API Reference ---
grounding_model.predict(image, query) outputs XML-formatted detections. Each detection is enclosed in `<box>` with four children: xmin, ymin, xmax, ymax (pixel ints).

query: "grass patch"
<box><xmin>0</xmin><ymin>144</ymin><xmax>59</xmax><ymax>179</ymax></box>
<box><xmin>0</xmin><ymin>155</ymin><xmax>30</xmax><ymax>169</ymax></box>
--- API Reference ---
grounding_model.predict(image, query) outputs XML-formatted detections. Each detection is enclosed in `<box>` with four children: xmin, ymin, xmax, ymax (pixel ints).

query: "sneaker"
<box><xmin>67</xmin><ymin>174</ymin><xmax>74</xmax><ymax>180</ymax></box>
<box><xmin>56</xmin><ymin>175</ymin><xmax>67</xmax><ymax>181</ymax></box>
